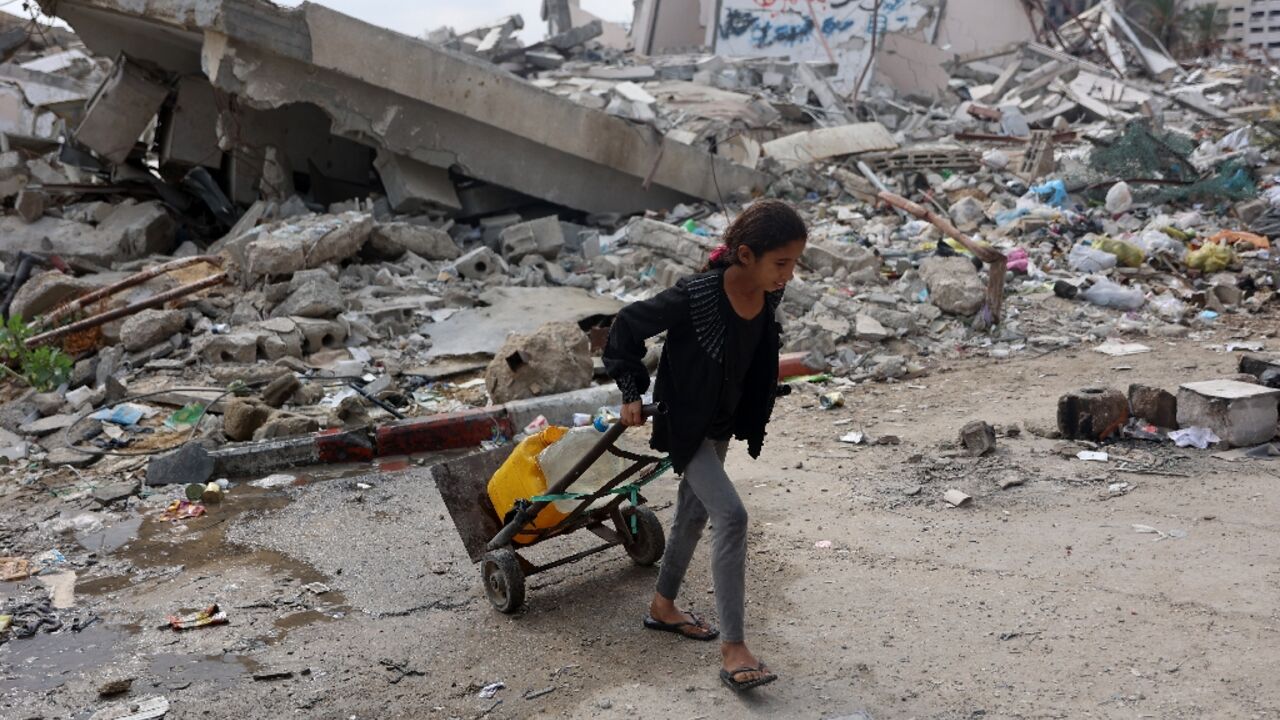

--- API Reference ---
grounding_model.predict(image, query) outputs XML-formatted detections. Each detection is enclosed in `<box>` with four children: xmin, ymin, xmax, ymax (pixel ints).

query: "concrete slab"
<box><xmin>42</xmin><ymin>0</ymin><xmax>768</xmax><ymax>215</ymax></box>
<box><xmin>74</xmin><ymin>55</ymin><xmax>170</xmax><ymax>165</ymax></box>
<box><xmin>423</xmin><ymin>287</ymin><xmax>622</xmax><ymax>361</ymax></box>
<box><xmin>762</xmin><ymin>122</ymin><xmax>898</xmax><ymax>170</ymax></box>
<box><xmin>1178</xmin><ymin>380</ymin><xmax>1280</xmax><ymax>448</ymax></box>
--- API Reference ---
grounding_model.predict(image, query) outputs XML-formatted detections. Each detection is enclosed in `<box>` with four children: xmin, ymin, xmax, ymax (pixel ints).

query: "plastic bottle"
<box><xmin>537</xmin><ymin>426</ymin><xmax>629</xmax><ymax>514</ymax></box>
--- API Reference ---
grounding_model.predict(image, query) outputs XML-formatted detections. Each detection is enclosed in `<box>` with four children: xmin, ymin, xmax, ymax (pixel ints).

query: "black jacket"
<box><xmin>603</xmin><ymin>268</ymin><xmax>783</xmax><ymax>474</ymax></box>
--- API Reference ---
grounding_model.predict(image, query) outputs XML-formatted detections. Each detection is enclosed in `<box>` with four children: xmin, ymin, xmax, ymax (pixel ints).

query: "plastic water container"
<box><xmin>537</xmin><ymin>426</ymin><xmax>629</xmax><ymax>514</ymax></box>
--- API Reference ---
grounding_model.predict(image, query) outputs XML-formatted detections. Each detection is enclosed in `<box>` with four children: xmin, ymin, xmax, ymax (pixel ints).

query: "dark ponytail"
<box><xmin>702</xmin><ymin>199</ymin><xmax>808</xmax><ymax>272</ymax></box>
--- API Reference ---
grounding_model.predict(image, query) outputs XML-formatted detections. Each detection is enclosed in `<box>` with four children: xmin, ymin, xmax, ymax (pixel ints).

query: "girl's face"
<box><xmin>738</xmin><ymin>238</ymin><xmax>806</xmax><ymax>293</ymax></box>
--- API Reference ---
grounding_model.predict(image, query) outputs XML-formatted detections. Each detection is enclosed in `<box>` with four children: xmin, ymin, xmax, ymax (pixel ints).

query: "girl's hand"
<box><xmin>620</xmin><ymin>401</ymin><xmax>645</xmax><ymax>427</ymax></box>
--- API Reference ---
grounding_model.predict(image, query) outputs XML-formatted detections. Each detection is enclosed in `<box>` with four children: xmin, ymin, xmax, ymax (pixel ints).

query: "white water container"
<box><xmin>537</xmin><ymin>425</ymin><xmax>630</xmax><ymax>514</ymax></box>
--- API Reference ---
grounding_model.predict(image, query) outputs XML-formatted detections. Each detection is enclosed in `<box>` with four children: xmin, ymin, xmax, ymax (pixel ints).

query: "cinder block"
<box><xmin>1177</xmin><ymin>380</ymin><xmax>1280</xmax><ymax>447</ymax></box>
<box><xmin>1057</xmin><ymin>387</ymin><xmax>1128</xmax><ymax>440</ymax></box>
<box><xmin>1128</xmin><ymin>384</ymin><xmax>1177</xmax><ymax>429</ymax></box>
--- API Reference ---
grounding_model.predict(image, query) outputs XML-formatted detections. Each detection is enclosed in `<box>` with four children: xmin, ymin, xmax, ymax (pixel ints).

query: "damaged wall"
<box><xmin>41</xmin><ymin>0</ymin><xmax>766</xmax><ymax>216</ymax></box>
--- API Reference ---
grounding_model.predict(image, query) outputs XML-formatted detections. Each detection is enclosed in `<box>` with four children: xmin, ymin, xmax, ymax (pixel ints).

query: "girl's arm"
<box><xmin>603</xmin><ymin>284</ymin><xmax>688</xmax><ymax>404</ymax></box>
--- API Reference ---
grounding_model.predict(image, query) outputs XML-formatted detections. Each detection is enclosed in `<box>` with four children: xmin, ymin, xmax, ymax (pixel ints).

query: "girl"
<box><xmin>603</xmin><ymin>199</ymin><xmax>808</xmax><ymax>693</ymax></box>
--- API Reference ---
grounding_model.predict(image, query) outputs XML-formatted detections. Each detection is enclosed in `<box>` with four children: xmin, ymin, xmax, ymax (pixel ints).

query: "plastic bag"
<box><xmin>1105</xmin><ymin>181</ymin><xmax>1133</xmax><ymax>214</ymax></box>
<box><xmin>1006</xmin><ymin>247</ymin><xmax>1029</xmax><ymax>273</ymax></box>
<box><xmin>1068</xmin><ymin>243</ymin><xmax>1118</xmax><ymax>273</ymax></box>
<box><xmin>1169</xmin><ymin>426</ymin><xmax>1220</xmax><ymax>449</ymax></box>
<box><xmin>1149</xmin><ymin>293</ymin><xmax>1187</xmax><ymax>323</ymax></box>
<box><xmin>1186</xmin><ymin>243</ymin><xmax>1235</xmax><ymax>272</ymax></box>
<box><xmin>1091</xmin><ymin>236</ymin><xmax>1145</xmax><ymax>268</ymax></box>
<box><xmin>1031</xmin><ymin>179</ymin><xmax>1069</xmax><ymax>208</ymax></box>
<box><xmin>982</xmin><ymin>149</ymin><xmax>1010</xmax><ymax>170</ymax></box>
<box><xmin>1134</xmin><ymin>229</ymin><xmax>1187</xmax><ymax>259</ymax></box>
<box><xmin>1081</xmin><ymin>278</ymin><xmax>1145</xmax><ymax>310</ymax></box>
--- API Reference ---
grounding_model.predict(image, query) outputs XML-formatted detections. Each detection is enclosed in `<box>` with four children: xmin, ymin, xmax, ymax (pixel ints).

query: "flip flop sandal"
<box><xmin>642</xmin><ymin>612</ymin><xmax>720</xmax><ymax>641</ymax></box>
<box><xmin>720</xmin><ymin>663</ymin><xmax>778</xmax><ymax>693</ymax></box>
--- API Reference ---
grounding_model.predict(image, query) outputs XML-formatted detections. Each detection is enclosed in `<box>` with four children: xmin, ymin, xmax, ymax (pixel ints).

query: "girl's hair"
<box><xmin>704</xmin><ymin>199</ymin><xmax>808</xmax><ymax>271</ymax></box>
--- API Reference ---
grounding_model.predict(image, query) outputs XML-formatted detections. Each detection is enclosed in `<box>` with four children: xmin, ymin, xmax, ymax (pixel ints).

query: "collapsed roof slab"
<box><xmin>41</xmin><ymin>0</ymin><xmax>767</xmax><ymax>215</ymax></box>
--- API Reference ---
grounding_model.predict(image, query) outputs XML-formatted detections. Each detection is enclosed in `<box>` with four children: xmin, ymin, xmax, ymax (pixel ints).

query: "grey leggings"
<box><xmin>655</xmin><ymin>438</ymin><xmax>749</xmax><ymax>643</ymax></box>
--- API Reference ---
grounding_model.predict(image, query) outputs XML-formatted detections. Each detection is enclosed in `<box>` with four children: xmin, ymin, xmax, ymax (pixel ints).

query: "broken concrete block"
<box><xmin>244</xmin><ymin>212</ymin><xmax>374</xmax><ymax>279</ymax></box>
<box><xmin>484</xmin><ymin>321</ymin><xmax>593</xmax><ymax>404</ymax></box>
<box><xmin>195</xmin><ymin>332</ymin><xmax>262</xmax><ymax>364</ymax></box>
<box><xmin>159</xmin><ymin>75</ymin><xmax>221</xmax><ymax>169</ymax></box>
<box><xmin>260</xmin><ymin>373</ymin><xmax>301</xmax><ymax>408</ymax></box>
<box><xmin>31</xmin><ymin>392</ymin><xmax>64</xmax><ymax>417</ymax></box>
<box><xmin>1128</xmin><ymin>384</ymin><xmax>1177</xmax><ymax>429</ymax></box>
<box><xmin>146</xmin><ymin>443</ymin><xmax>214</xmax><ymax>486</ymax></box>
<box><xmin>803</xmin><ymin>241</ymin><xmax>879</xmax><ymax>275</ymax></box>
<box><xmin>15</xmin><ymin>190</ymin><xmax>44</xmax><ymax>223</ymax></box>
<box><xmin>367</xmin><ymin>223</ymin><xmax>461</xmax><ymax>261</ymax></box>
<box><xmin>959</xmin><ymin>420</ymin><xmax>997</xmax><ymax>457</ymax></box>
<box><xmin>291</xmin><ymin>317</ymin><xmax>349</xmax><ymax>354</ymax></box>
<box><xmin>1057</xmin><ymin>387</ymin><xmax>1129</xmax><ymax>441</ymax></box>
<box><xmin>120</xmin><ymin>309</ymin><xmax>186</xmax><ymax>352</ymax></box>
<box><xmin>500</xmin><ymin>216</ymin><xmax>565</xmax><ymax>262</ymax></box>
<box><xmin>622</xmin><ymin>218</ymin><xmax>717</xmax><ymax>270</ymax></box>
<box><xmin>223</xmin><ymin>398</ymin><xmax>273</xmax><ymax>442</ymax></box>
<box><xmin>1177</xmin><ymin>380</ymin><xmax>1280</xmax><ymax>448</ymax></box>
<box><xmin>8</xmin><ymin>271</ymin><xmax>95</xmax><ymax>322</ymax></box>
<box><xmin>920</xmin><ymin>256</ymin><xmax>984</xmax><ymax>316</ymax></box>
<box><xmin>252</xmin><ymin>412</ymin><xmax>320</xmax><ymax>441</ymax></box>
<box><xmin>271</xmin><ymin>270</ymin><xmax>345</xmax><ymax>319</ymax></box>
<box><xmin>74</xmin><ymin>55</ymin><xmax>170</xmax><ymax>165</ymax></box>
<box><xmin>93</xmin><ymin>201</ymin><xmax>178</xmax><ymax>259</ymax></box>
<box><xmin>854</xmin><ymin>314</ymin><xmax>889</xmax><ymax>342</ymax></box>
<box><xmin>949</xmin><ymin>196</ymin><xmax>986</xmax><ymax>232</ymax></box>
<box><xmin>451</xmin><ymin>246</ymin><xmax>505</xmax><ymax>280</ymax></box>
<box><xmin>373</xmin><ymin>150</ymin><xmax>461</xmax><ymax>213</ymax></box>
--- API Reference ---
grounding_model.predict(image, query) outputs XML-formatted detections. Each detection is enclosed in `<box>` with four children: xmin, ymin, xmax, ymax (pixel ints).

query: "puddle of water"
<box><xmin>0</xmin><ymin>625</ymin><xmax>125</xmax><ymax>692</ymax></box>
<box><xmin>146</xmin><ymin>652</ymin><xmax>258</xmax><ymax>690</ymax></box>
<box><xmin>273</xmin><ymin>609</ymin><xmax>336</xmax><ymax>633</ymax></box>
<box><xmin>76</xmin><ymin>515</ymin><xmax>143</xmax><ymax>554</ymax></box>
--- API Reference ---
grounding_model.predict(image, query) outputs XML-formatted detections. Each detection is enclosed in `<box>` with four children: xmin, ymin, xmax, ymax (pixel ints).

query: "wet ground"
<box><xmin>2</xmin><ymin>302</ymin><xmax>1279</xmax><ymax>719</ymax></box>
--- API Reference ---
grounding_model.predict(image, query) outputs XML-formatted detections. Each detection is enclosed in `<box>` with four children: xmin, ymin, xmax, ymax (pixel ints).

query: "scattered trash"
<box><xmin>819</xmin><ymin>392</ymin><xmax>844</xmax><ymax>410</ymax></box>
<box><xmin>302</xmin><ymin>582</ymin><xmax>331</xmax><ymax>594</ymax></box>
<box><xmin>167</xmin><ymin>604</ymin><xmax>228</xmax><ymax>631</ymax></box>
<box><xmin>1077</xmin><ymin>451</ymin><xmax>1110</xmax><ymax>462</ymax></box>
<box><xmin>1168</xmin><ymin>427</ymin><xmax>1221</xmax><ymax>449</ymax></box>
<box><xmin>839</xmin><ymin>431</ymin><xmax>867</xmax><ymax>445</ymax></box>
<box><xmin>1093</xmin><ymin>341</ymin><xmax>1152</xmax><ymax>357</ymax></box>
<box><xmin>1132</xmin><ymin>524</ymin><xmax>1188</xmax><ymax>541</ymax></box>
<box><xmin>479</xmin><ymin>681</ymin><xmax>506</xmax><ymax>699</ymax></box>
<box><xmin>160</xmin><ymin>500</ymin><xmax>206</xmax><ymax>521</ymax></box>
<box><xmin>250</xmin><ymin>474</ymin><xmax>298</xmax><ymax>489</ymax></box>
<box><xmin>814</xmin><ymin>540</ymin><xmax>833</xmax><ymax>549</ymax></box>
<box><xmin>88</xmin><ymin>695</ymin><xmax>170</xmax><ymax>720</ymax></box>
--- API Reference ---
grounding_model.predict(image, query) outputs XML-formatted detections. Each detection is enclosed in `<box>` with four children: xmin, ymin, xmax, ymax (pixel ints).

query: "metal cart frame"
<box><xmin>434</xmin><ymin>405</ymin><xmax>669</xmax><ymax>612</ymax></box>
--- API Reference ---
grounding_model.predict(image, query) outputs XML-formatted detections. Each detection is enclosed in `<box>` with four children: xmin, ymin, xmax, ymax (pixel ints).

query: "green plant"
<box><xmin>0</xmin><ymin>315</ymin><xmax>73</xmax><ymax>392</ymax></box>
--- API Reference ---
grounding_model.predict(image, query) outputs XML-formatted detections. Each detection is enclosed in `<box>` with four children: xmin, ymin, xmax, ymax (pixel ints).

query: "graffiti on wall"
<box><xmin>715</xmin><ymin>0</ymin><xmax>929</xmax><ymax>92</ymax></box>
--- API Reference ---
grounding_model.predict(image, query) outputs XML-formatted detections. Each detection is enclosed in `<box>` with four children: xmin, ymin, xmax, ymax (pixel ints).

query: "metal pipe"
<box><xmin>35</xmin><ymin>255</ymin><xmax>224</xmax><ymax>329</ymax></box>
<box><xmin>25</xmin><ymin>272</ymin><xmax>228</xmax><ymax>349</ymax></box>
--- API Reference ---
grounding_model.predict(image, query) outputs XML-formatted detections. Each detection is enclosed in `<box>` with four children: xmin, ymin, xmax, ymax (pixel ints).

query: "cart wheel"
<box><xmin>624</xmin><ymin>506</ymin><xmax>665</xmax><ymax>566</ymax></box>
<box><xmin>481</xmin><ymin>548</ymin><xmax>525</xmax><ymax>613</ymax></box>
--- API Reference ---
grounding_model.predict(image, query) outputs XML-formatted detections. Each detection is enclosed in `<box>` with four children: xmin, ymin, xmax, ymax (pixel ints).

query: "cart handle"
<box><xmin>486</xmin><ymin>402</ymin><xmax>664</xmax><ymax>551</ymax></box>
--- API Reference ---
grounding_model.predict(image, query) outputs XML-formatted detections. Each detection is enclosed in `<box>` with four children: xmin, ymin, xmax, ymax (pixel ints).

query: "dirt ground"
<box><xmin>3</xmin><ymin>298</ymin><xmax>1279</xmax><ymax>720</ymax></box>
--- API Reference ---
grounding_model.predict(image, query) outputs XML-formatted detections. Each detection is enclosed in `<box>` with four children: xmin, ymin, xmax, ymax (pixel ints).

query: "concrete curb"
<box><xmin>206</xmin><ymin>384</ymin><xmax>623</xmax><ymax>478</ymax></box>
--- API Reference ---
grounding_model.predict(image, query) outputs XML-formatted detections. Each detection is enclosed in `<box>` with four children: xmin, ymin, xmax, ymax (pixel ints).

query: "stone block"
<box><xmin>1177</xmin><ymin>380</ymin><xmax>1280</xmax><ymax>447</ymax></box>
<box><xmin>195</xmin><ymin>332</ymin><xmax>262</xmax><ymax>364</ymax></box>
<box><xmin>146</xmin><ymin>443</ymin><xmax>214</xmax><ymax>486</ymax></box>
<box><xmin>959</xmin><ymin>420</ymin><xmax>996</xmax><ymax>456</ymax></box>
<box><xmin>271</xmin><ymin>269</ymin><xmax>345</xmax><ymax>319</ymax></box>
<box><xmin>121</xmin><ymin>309</ymin><xmax>186</xmax><ymax>352</ymax></box>
<box><xmin>373</xmin><ymin>150</ymin><xmax>461</xmax><ymax>213</ymax></box>
<box><xmin>854</xmin><ymin>313</ymin><xmax>889</xmax><ymax>342</ymax></box>
<box><xmin>920</xmin><ymin>256</ymin><xmax>984</xmax><ymax>316</ymax></box>
<box><xmin>223</xmin><ymin>398</ymin><xmax>273</xmax><ymax>442</ymax></box>
<box><xmin>74</xmin><ymin>56</ymin><xmax>170</xmax><ymax>165</ymax></box>
<box><xmin>15</xmin><ymin>190</ymin><xmax>44</xmax><ymax>223</ymax></box>
<box><xmin>1057</xmin><ymin>387</ymin><xmax>1129</xmax><ymax>441</ymax></box>
<box><xmin>291</xmin><ymin>317</ymin><xmax>349</xmax><ymax>354</ymax></box>
<box><xmin>803</xmin><ymin>240</ymin><xmax>879</xmax><ymax>274</ymax></box>
<box><xmin>367</xmin><ymin>222</ymin><xmax>461</xmax><ymax>261</ymax></box>
<box><xmin>1128</xmin><ymin>384</ymin><xmax>1177</xmax><ymax>428</ymax></box>
<box><xmin>260</xmin><ymin>373</ymin><xmax>302</xmax><ymax>408</ymax></box>
<box><xmin>484</xmin><ymin>321</ymin><xmax>593</xmax><ymax>404</ymax></box>
<box><xmin>8</xmin><ymin>271</ymin><xmax>95</xmax><ymax>322</ymax></box>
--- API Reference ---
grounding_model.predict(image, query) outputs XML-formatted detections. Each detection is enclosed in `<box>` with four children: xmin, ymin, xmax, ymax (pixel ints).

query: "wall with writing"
<box><xmin>713</xmin><ymin>0</ymin><xmax>932</xmax><ymax>93</ymax></box>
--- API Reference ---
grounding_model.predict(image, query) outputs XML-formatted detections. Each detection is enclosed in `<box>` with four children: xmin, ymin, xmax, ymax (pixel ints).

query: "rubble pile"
<box><xmin>0</xmin><ymin>0</ymin><xmax>1266</xmax><ymax>503</ymax></box>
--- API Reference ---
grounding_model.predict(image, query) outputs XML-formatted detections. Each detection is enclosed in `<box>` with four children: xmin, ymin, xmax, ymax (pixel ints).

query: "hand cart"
<box><xmin>433</xmin><ymin>404</ymin><xmax>670</xmax><ymax>612</ymax></box>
